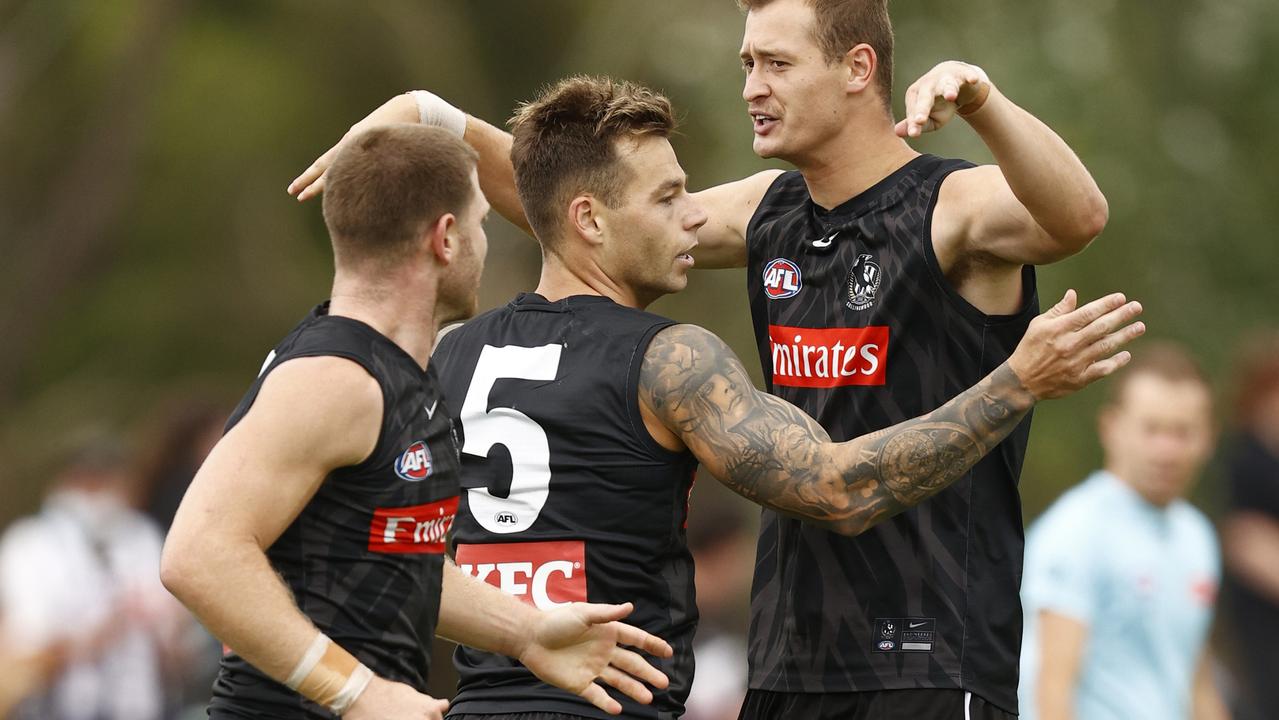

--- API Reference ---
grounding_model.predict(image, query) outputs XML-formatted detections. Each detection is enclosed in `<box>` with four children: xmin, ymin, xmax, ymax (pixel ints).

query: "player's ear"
<box><xmin>429</xmin><ymin>213</ymin><xmax>459</xmax><ymax>265</ymax></box>
<box><xmin>568</xmin><ymin>194</ymin><xmax>605</xmax><ymax>248</ymax></box>
<box><xmin>844</xmin><ymin>43</ymin><xmax>875</xmax><ymax>95</ymax></box>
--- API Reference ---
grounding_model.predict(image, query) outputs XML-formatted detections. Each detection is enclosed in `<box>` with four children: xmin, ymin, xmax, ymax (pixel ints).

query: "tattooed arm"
<box><xmin>638</xmin><ymin>290</ymin><xmax>1145</xmax><ymax>536</ymax></box>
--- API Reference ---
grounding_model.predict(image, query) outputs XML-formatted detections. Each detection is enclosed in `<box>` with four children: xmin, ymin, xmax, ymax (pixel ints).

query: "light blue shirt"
<box><xmin>1019</xmin><ymin>471</ymin><xmax>1219</xmax><ymax>720</ymax></box>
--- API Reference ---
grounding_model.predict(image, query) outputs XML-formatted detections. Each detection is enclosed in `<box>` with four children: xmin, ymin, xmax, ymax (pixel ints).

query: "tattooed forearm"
<box><xmin>639</xmin><ymin>325</ymin><xmax>1036</xmax><ymax>536</ymax></box>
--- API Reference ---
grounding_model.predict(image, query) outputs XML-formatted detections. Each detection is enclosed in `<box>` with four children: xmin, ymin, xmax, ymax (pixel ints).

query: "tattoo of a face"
<box><xmin>639</xmin><ymin>325</ymin><xmax>1035</xmax><ymax>535</ymax></box>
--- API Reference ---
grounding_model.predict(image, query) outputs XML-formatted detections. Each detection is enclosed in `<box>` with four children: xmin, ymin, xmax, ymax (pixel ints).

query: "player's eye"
<box><xmin>741</xmin><ymin>59</ymin><xmax>754</xmax><ymax>72</ymax></box>
<box><xmin>770</xmin><ymin>60</ymin><xmax>788</xmax><ymax>70</ymax></box>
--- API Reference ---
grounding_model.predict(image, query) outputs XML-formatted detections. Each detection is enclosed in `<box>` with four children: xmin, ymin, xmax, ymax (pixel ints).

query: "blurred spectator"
<box><xmin>684</xmin><ymin>492</ymin><xmax>756</xmax><ymax>720</ymax></box>
<box><xmin>1220</xmin><ymin>333</ymin><xmax>1279</xmax><ymax>720</ymax></box>
<box><xmin>0</xmin><ymin>432</ymin><xmax>187</xmax><ymax>720</ymax></box>
<box><xmin>135</xmin><ymin>396</ymin><xmax>228</xmax><ymax>531</ymax></box>
<box><xmin>1018</xmin><ymin>343</ymin><xmax>1229</xmax><ymax>720</ymax></box>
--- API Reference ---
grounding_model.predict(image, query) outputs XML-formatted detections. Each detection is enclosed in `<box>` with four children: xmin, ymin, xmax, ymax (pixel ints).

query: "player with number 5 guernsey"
<box><xmin>414</xmin><ymin>78</ymin><xmax>1141</xmax><ymax>720</ymax></box>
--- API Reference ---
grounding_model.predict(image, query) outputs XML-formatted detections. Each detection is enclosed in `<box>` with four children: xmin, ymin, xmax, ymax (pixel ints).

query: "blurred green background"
<box><xmin>1</xmin><ymin>0</ymin><xmax>1275</xmax><ymax>529</ymax></box>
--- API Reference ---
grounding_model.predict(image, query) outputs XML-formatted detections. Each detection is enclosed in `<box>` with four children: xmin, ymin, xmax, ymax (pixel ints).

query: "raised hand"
<box><xmin>1008</xmin><ymin>290</ymin><xmax>1145</xmax><ymax>399</ymax></box>
<box><xmin>287</xmin><ymin>93</ymin><xmax>421</xmax><ymax>201</ymax></box>
<box><xmin>519</xmin><ymin>601</ymin><xmax>673</xmax><ymax>715</ymax></box>
<box><xmin>895</xmin><ymin>60</ymin><xmax>992</xmax><ymax>138</ymax></box>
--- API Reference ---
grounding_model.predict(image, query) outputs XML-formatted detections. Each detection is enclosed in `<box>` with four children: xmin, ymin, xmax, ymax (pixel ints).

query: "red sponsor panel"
<box><xmin>455</xmin><ymin>540</ymin><xmax>587</xmax><ymax>610</ymax></box>
<box><xmin>768</xmin><ymin>325</ymin><xmax>890</xmax><ymax>388</ymax></box>
<box><xmin>368</xmin><ymin>496</ymin><xmax>458</xmax><ymax>554</ymax></box>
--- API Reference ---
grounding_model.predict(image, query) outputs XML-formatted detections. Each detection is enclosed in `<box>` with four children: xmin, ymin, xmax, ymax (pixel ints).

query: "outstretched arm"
<box><xmin>288</xmin><ymin>92</ymin><xmax>532</xmax><ymax>236</ymax></box>
<box><xmin>638</xmin><ymin>290</ymin><xmax>1143</xmax><ymax>536</ymax></box>
<box><xmin>287</xmin><ymin>91</ymin><xmax>774</xmax><ymax>268</ymax></box>
<box><xmin>437</xmin><ymin>560</ymin><xmax>672</xmax><ymax>716</ymax></box>
<box><xmin>901</xmin><ymin>61</ymin><xmax>1108</xmax><ymax>266</ymax></box>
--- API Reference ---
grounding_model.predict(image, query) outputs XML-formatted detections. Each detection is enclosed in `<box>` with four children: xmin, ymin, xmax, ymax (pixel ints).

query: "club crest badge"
<box><xmin>845</xmin><ymin>253</ymin><xmax>882</xmax><ymax>311</ymax></box>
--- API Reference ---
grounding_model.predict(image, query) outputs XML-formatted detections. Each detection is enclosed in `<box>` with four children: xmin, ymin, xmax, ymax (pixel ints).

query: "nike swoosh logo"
<box><xmin>424</xmin><ymin>400</ymin><xmax>438</xmax><ymax>419</ymax></box>
<box><xmin>812</xmin><ymin>231</ymin><xmax>838</xmax><ymax>248</ymax></box>
<box><xmin>909</xmin><ymin>621</ymin><xmax>927</xmax><ymax>628</ymax></box>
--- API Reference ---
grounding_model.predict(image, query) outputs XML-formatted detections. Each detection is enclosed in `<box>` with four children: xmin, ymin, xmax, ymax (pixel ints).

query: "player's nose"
<box><xmin>687</xmin><ymin>202</ymin><xmax>709</xmax><ymax>232</ymax></box>
<box><xmin>743</xmin><ymin>67</ymin><xmax>768</xmax><ymax>103</ymax></box>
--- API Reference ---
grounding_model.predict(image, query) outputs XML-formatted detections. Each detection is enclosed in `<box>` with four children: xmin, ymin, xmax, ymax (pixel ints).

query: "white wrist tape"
<box><xmin>410</xmin><ymin>90</ymin><xmax>466</xmax><ymax>138</ymax></box>
<box><xmin>329</xmin><ymin>663</ymin><xmax>374</xmax><ymax>716</ymax></box>
<box><xmin>284</xmin><ymin>632</ymin><xmax>374</xmax><ymax>715</ymax></box>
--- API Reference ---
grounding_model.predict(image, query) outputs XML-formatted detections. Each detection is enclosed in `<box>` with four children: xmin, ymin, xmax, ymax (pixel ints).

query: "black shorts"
<box><xmin>738</xmin><ymin>688</ymin><xmax>1015</xmax><ymax>720</ymax></box>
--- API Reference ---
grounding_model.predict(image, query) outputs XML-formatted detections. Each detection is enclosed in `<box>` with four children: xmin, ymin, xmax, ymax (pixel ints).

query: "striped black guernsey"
<box><xmin>743</xmin><ymin>155</ymin><xmax>1038</xmax><ymax>713</ymax></box>
<box><xmin>209</xmin><ymin>303</ymin><xmax>461</xmax><ymax>720</ymax></box>
<box><xmin>433</xmin><ymin>294</ymin><xmax>698</xmax><ymax>720</ymax></box>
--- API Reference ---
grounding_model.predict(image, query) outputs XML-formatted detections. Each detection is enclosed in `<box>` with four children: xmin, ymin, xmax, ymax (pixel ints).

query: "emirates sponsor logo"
<box><xmin>768</xmin><ymin>325</ymin><xmax>888</xmax><ymax>387</ymax></box>
<box><xmin>456</xmin><ymin>540</ymin><xmax>587</xmax><ymax>610</ymax></box>
<box><xmin>368</xmin><ymin>497</ymin><xmax>457</xmax><ymax>554</ymax></box>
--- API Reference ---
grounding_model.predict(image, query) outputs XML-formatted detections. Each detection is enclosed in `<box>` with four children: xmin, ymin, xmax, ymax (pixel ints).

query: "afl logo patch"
<box><xmin>878</xmin><ymin>640</ymin><xmax>895</xmax><ymax>651</ymax></box>
<box><xmin>762</xmin><ymin>258</ymin><xmax>802</xmax><ymax>300</ymax></box>
<box><xmin>394</xmin><ymin>441</ymin><xmax>433</xmax><ymax>482</ymax></box>
<box><xmin>845</xmin><ymin>253</ymin><xmax>882</xmax><ymax>311</ymax></box>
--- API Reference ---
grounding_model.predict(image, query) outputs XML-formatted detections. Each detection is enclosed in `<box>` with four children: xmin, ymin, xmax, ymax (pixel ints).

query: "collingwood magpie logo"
<box><xmin>845</xmin><ymin>253</ymin><xmax>882</xmax><ymax>311</ymax></box>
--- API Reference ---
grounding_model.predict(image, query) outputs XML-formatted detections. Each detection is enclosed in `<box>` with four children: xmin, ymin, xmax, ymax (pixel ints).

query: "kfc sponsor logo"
<box><xmin>368</xmin><ymin>496</ymin><xmax>457</xmax><ymax>554</ymax></box>
<box><xmin>768</xmin><ymin>325</ymin><xmax>889</xmax><ymax>388</ymax></box>
<box><xmin>394</xmin><ymin>440</ymin><xmax>433</xmax><ymax>482</ymax></box>
<box><xmin>456</xmin><ymin>540</ymin><xmax>587</xmax><ymax>611</ymax></box>
<box><xmin>762</xmin><ymin>258</ymin><xmax>803</xmax><ymax>300</ymax></box>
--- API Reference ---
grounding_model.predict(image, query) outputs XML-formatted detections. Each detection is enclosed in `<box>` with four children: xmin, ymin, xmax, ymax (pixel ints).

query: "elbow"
<box><xmin>159</xmin><ymin>542</ymin><xmax>187</xmax><ymax>599</ymax></box>
<box><xmin>159</xmin><ymin>535</ymin><xmax>201</xmax><ymax>605</ymax></box>
<box><xmin>1077</xmin><ymin>192</ymin><xmax>1109</xmax><ymax>244</ymax></box>
<box><xmin>1057</xmin><ymin>193</ymin><xmax>1109</xmax><ymax>255</ymax></box>
<box><xmin>1036</xmin><ymin>190</ymin><xmax>1109</xmax><ymax>263</ymax></box>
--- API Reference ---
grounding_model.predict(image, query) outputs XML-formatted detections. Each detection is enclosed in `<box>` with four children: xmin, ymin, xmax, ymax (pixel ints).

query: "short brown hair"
<box><xmin>738</xmin><ymin>0</ymin><xmax>894</xmax><ymax>112</ymax></box>
<box><xmin>1232</xmin><ymin>333</ymin><xmax>1279</xmax><ymax>426</ymax></box>
<box><xmin>508</xmin><ymin>75</ymin><xmax>676</xmax><ymax>248</ymax></box>
<box><xmin>322</xmin><ymin>124</ymin><xmax>478</xmax><ymax>267</ymax></box>
<box><xmin>1105</xmin><ymin>341</ymin><xmax>1211</xmax><ymax>408</ymax></box>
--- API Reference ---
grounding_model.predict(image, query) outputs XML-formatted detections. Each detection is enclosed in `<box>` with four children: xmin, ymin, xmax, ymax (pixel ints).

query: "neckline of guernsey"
<box><xmin>809</xmin><ymin>153</ymin><xmax>934</xmax><ymax>228</ymax></box>
<box><xmin>512</xmin><ymin>292</ymin><xmax>617</xmax><ymax>310</ymax></box>
<box><xmin>313</xmin><ymin>301</ymin><xmax>432</xmax><ymax>376</ymax></box>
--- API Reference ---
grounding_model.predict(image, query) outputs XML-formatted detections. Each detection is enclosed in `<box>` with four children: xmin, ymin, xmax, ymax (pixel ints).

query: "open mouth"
<box><xmin>751</xmin><ymin>112</ymin><xmax>779</xmax><ymax>134</ymax></box>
